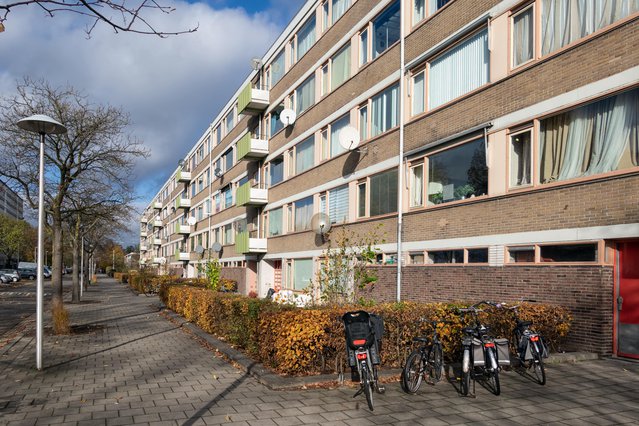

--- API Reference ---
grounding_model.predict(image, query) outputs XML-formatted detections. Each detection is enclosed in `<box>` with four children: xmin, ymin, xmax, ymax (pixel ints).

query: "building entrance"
<box><xmin>617</xmin><ymin>241</ymin><xmax>639</xmax><ymax>359</ymax></box>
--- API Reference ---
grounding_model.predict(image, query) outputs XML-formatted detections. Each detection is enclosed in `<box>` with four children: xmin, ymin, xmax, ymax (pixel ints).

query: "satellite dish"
<box><xmin>310</xmin><ymin>212</ymin><xmax>332</xmax><ymax>236</ymax></box>
<box><xmin>279</xmin><ymin>108</ymin><xmax>296</xmax><ymax>126</ymax></box>
<box><xmin>214</xmin><ymin>167</ymin><xmax>222</xmax><ymax>177</ymax></box>
<box><xmin>251</xmin><ymin>58</ymin><xmax>262</xmax><ymax>71</ymax></box>
<box><xmin>187</xmin><ymin>217</ymin><xmax>197</xmax><ymax>226</ymax></box>
<box><xmin>211</xmin><ymin>242</ymin><xmax>222</xmax><ymax>252</ymax></box>
<box><xmin>195</xmin><ymin>245</ymin><xmax>204</xmax><ymax>255</ymax></box>
<box><xmin>339</xmin><ymin>126</ymin><xmax>361</xmax><ymax>151</ymax></box>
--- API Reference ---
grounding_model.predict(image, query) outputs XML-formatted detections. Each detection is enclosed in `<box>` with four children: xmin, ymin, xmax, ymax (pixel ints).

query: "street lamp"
<box><xmin>16</xmin><ymin>114</ymin><xmax>67</xmax><ymax>371</ymax></box>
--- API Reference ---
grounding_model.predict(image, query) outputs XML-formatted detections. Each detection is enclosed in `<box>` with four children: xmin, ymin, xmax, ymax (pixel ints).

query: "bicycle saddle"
<box><xmin>413</xmin><ymin>337</ymin><xmax>429</xmax><ymax>343</ymax></box>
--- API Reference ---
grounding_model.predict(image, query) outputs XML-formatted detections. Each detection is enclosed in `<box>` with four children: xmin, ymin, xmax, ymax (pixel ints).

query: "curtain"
<box><xmin>542</xmin><ymin>0</ymin><xmax>639</xmax><ymax>55</ymax></box>
<box><xmin>412</xmin><ymin>71</ymin><xmax>425</xmax><ymax>115</ymax></box>
<box><xmin>414</xmin><ymin>0</ymin><xmax>425</xmax><ymax>25</ymax></box>
<box><xmin>268</xmin><ymin>208</ymin><xmax>283</xmax><ymax>236</ymax></box>
<box><xmin>372</xmin><ymin>83</ymin><xmax>399</xmax><ymax>137</ymax></box>
<box><xmin>511</xmin><ymin>132</ymin><xmax>532</xmax><ymax>186</ymax></box>
<box><xmin>296</xmin><ymin>76</ymin><xmax>315</xmax><ymax>114</ymax></box>
<box><xmin>513</xmin><ymin>7</ymin><xmax>534</xmax><ymax>66</ymax></box>
<box><xmin>297</xmin><ymin>15</ymin><xmax>316</xmax><ymax>61</ymax></box>
<box><xmin>295</xmin><ymin>196</ymin><xmax>314</xmax><ymax>232</ymax></box>
<box><xmin>540</xmin><ymin>88</ymin><xmax>639</xmax><ymax>182</ymax></box>
<box><xmin>296</xmin><ymin>136</ymin><xmax>315</xmax><ymax>174</ymax></box>
<box><xmin>293</xmin><ymin>259</ymin><xmax>313</xmax><ymax>290</ymax></box>
<box><xmin>331</xmin><ymin>44</ymin><xmax>351</xmax><ymax>89</ymax></box>
<box><xmin>332</xmin><ymin>0</ymin><xmax>351</xmax><ymax>23</ymax></box>
<box><xmin>429</xmin><ymin>28</ymin><xmax>489</xmax><ymax>110</ymax></box>
<box><xmin>410</xmin><ymin>165</ymin><xmax>424</xmax><ymax>206</ymax></box>
<box><xmin>329</xmin><ymin>185</ymin><xmax>349</xmax><ymax>223</ymax></box>
<box><xmin>330</xmin><ymin>114</ymin><xmax>350</xmax><ymax>157</ymax></box>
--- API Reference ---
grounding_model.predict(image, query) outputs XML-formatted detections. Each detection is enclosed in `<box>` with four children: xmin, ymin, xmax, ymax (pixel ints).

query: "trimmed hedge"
<box><xmin>160</xmin><ymin>284</ymin><xmax>572</xmax><ymax>376</ymax></box>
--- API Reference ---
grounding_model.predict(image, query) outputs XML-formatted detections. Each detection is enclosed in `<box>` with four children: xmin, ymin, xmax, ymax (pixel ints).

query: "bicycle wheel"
<box><xmin>531</xmin><ymin>342</ymin><xmax>546</xmax><ymax>385</ymax></box>
<box><xmin>428</xmin><ymin>343</ymin><xmax>443</xmax><ymax>383</ymax></box>
<box><xmin>460</xmin><ymin>348</ymin><xmax>470</xmax><ymax>396</ymax></box>
<box><xmin>360</xmin><ymin>363</ymin><xmax>374</xmax><ymax>410</ymax></box>
<box><xmin>487</xmin><ymin>349</ymin><xmax>500</xmax><ymax>396</ymax></box>
<box><xmin>402</xmin><ymin>350</ymin><xmax>424</xmax><ymax>394</ymax></box>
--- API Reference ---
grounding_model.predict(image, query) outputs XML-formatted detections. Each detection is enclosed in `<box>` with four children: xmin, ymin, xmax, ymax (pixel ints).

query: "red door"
<box><xmin>617</xmin><ymin>242</ymin><xmax>639</xmax><ymax>359</ymax></box>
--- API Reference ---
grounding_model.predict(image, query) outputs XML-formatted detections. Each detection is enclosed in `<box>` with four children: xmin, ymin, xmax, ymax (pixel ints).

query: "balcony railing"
<box><xmin>153</xmin><ymin>219</ymin><xmax>163</xmax><ymax>228</ymax></box>
<box><xmin>152</xmin><ymin>257</ymin><xmax>164</xmax><ymax>264</ymax></box>
<box><xmin>140</xmin><ymin>230</ymin><xmax>148</xmax><ymax>238</ymax></box>
<box><xmin>174</xmin><ymin>197</ymin><xmax>191</xmax><ymax>210</ymax></box>
<box><xmin>140</xmin><ymin>217</ymin><xmax>148</xmax><ymax>224</ymax></box>
<box><xmin>237</xmin><ymin>82</ymin><xmax>269</xmax><ymax>116</ymax></box>
<box><xmin>237</xmin><ymin>132</ymin><xmax>268</xmax><ymax>161</ymax></box>
<box><xmin>235</xmin><ymin>230</ymin><xmax>267</xmax><ymax>254</ymax></box>
<box><xmin>153</xmin><ymin>201</ymin><xmax>162</xmax><ymax>210</ymax></box>
<box><xmin>140</xmin><ymin>245</ymin><xmax>148</xmax><ymax>252</ymax></box>
<box><xmin>174</xmin><ymin>223</ymin><xmax>191</xmax><ymax>235</ymax></box>
<box><xmin>153</xmin><ymin>238</ymin><xmax>162</xmax><ymax>246</ymax></box>
<box><xmin>177</xmin><ymin>169</ymin><xmax>191</xmax><ymax>182</ymax></box>
<box><xmin>175</xmin><ymin>251</ymin><xmax>190</xmax><ymax>261</ymax></box>
<box><xmin>236</xmin><ymin>182</ymin><xmax>268</xmax><ymax>207</ymax></box>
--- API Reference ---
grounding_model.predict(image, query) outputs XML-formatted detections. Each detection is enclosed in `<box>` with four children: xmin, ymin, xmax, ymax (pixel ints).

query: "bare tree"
<box><xmin>0</xmin><ymin>0</ymin><xmax>197</xmax><ymax>36</ymax></box>
<box><xmin>0</xmin><ymin>77</ymin><xmax>149</xmax><ymax>313</ymax></box>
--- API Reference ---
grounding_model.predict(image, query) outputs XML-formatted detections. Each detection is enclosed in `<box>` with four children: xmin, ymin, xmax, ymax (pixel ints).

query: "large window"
<box><xmin>427</xmin><ymin>138</ymin><xmax>488</xmax><ymax>205</ymax></box>
<box><xmin>512</xmin><ymin>5</ymin><xmax>534</xmax><ymax>67</ymax></box>
<box><xmin>223</xmin><ymin>148</ymin><xmax>233</xmax><ymax>172</ymax></box>
<box><xmin>269</xmin><ymin>156</ymin><xmax>284</xmax><ymax>186</ymax></box>
<box><xmin>510</xmin><ymin>130</ymin><xmax>532</xmax><ymax>188</ymax></box>
<box><xmin>271</xmin><ymin>49</ymin><xmax>286</xmax><ymax>87</ymax></box>
<box><xmin>294</xmin><ymin>196</ymin><xmax>314</xmax><ymax>232</ymax></box>
<box><xmin>270</xmin><ymin>104</ymin><xmax>285</xmax><ymax>137</ymax></box>
<box><xmin>268</xmin><ymin>208</ymin><xmax>283</xmax><ymax>237</ymax></box>
<box><xmin>539</xmin><ymin>88</ymin><xmax>639</xmax><ymax>184</ymax></box>
<box><xmin>541</xmin><ymin>0</ymin><xmax>639</xmax><ymax>56</ymax></box>
<box><xmin>413</xmin><ymin>0</ymin><xmax>451</xmax><ymax>25</ymax></box>
<box><xmin>297</xmin><ymin>15</ymin><xmax>316</xmax><ymax>61</ymax></box>
<box><xmin>330</xmin><ymin>114</ymin><xmax>350</xmax><ymax>157</ymax></box>
<box><xmin>320</xmin><ymin>185</ymin><xmax>349</xmax><ymax>224</ymax></box>
<box><xmin>370</xmin><ymin>169</ymin><xmax>398</xmax><ymax>216</ymax></box>
<box><xmin>296</xmin><ymin>75</ymin><xmax>315</xmax><ymax>115</ymax></box>
<box><xmin>295</xmin><ymin>136</ymin><xmax>315</xmax><ymax>174</ymax></box>
<box><xmin>371</xmin><ymin>83</ymin><xmax>399</xmax><ymax>137</ymax></box>
<box><xmin>332</xmin><ymin>0</ymin><xmax>351</xmax><ymax>23</ymax></box>
<box><xmin>429</xmin><ymin>28</ymin><xmax>489</xmax><ymax>109</ymax></box>
<box><xmin>290</xmin><ymin>258</ymin><xmax>313</xmax><ymax>290</ymax></box>
<box><xmin>373</xmin><ymin>0</ymin><xmax>401</xmax><ymax>59</ymax></box>
<box><xmin>331</xmin><ymin>44</ymin><xmax>351</xmax><ymax>90</ymax></box>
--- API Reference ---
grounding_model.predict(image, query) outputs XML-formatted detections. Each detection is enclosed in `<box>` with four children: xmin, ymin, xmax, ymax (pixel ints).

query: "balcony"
<box><xmin>237</xmin><ymin>132</ymin><xmax>268</xmax><ymax>161</ymax></box>
<box><xmin>177</xmin><ymin>169</ymin><xmax>191</xmax><ymax>182</ymax></box>
<box><xmin>153</xmin><ymin>238</ymin><xmax>162</xmax><ymax>246</ymax></box>
<box><xmin>140</xmin><ymin>245</ymin><xmax>148</xmax><ymax>252</ymax></box>
<box><xmin>237</xmin><ymin>82</ymin><xmax>269</xmax><ymax>116</ymax></box>
<box><xmin>235</xmin><ymin>231</ymin><xmax>267</xmax><ymax>254</ymax></box>
<box><xmin>153</xmin><ymin>219</ymin><xmax>163</xmax><ymax>228</ymax></box>
<box><xmin>175</xmin><ymin>251</ymin><xmax>190</xmax><ymax>261</ymax></box>
<box><xmin>140</xmin><ymin>230</ymin><xmax>148</xmax><ymax>238</ymax></box>
<box><xmin>236</xmin><ymin>182</ymin><xmax>268</xmax><ymax>207</ymax></box>
<box><xmin>174</xmin><ymin>197</ymin><xmax>191</xmax><ymax>210</ymax></box>
<box><xmin>152</xmin><ymin>257</ymin><xmax>164</xmax><ymax>264</ymax></box>
<box><xmin>140</xmin><ymin>217</ymin><xmax>148</xmax><ymax>224</ymax></box>
<box><xmin>153</xmin><ymin>201</ymin><xmax>162</xmax><ymax>210</ymax></box>
<box><xmin>174</xmin><ymin>223</ymin><xmax>191</xmax><ymax>235</ymax></box>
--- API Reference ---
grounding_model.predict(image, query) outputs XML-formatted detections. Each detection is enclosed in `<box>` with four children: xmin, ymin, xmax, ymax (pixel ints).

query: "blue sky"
<box><xmin>0</xmin><ymin>0</ymin><xmax>304</xmax><ymax>245</ymax></box>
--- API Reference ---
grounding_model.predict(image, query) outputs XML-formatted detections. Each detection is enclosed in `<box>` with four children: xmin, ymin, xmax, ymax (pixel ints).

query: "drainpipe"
<box><xmin>396</xmin><ymin>0</ymin><xmax>406</xmax><ymax>303</ymax></box>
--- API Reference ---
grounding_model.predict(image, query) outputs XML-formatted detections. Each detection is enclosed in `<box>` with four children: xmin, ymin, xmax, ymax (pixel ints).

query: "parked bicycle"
<box><xmin>499</xmin><ymin>300</ymin><xmax>548</xmax><ymax>385</ymax></box>
<box><xmin>458</xmin><ymin>302</ymin><xmax>509</xmax><ymax>396</ymax></box>
<box><xmin>401</xmin><ymin>319</ymin><xmax>447</xmax><ymax>393</ymax></box>
<box><xmin>342</xmin><ymin>310</ymin><xmax>385</xmax><ymax>410</ymax></box>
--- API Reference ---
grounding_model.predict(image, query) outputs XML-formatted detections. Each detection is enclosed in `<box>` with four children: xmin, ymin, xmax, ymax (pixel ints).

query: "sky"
<box><xmin>0</xmin><ymin>0</ymin><xmax>305</xmax><ymax>246</ymax></box>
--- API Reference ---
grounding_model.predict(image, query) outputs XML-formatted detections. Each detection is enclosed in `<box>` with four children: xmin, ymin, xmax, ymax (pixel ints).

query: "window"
<box><xmin>508</xmin><ymin>245</ymin><xmax>535</xmax><ymax>263</ymax></box>
<box><xmin>429</xmin><ymin>28</ymin><xmax>489</xmax><ymax>110</ymax></box>
<box><xmin>268</xmin><ymin>208</ymin><xmax>283</xmax><ymax>237</ymax></box>
<box><xmin>539</xmin><ymin>88</ymin><xmax>639</xmax><ymax>184</ymax></box>
<box><xmin>271</xmin><ymin>49</ymin><xmax>286</xmax><ymax>87</ymax></box>
<box><xmin>295</xmin><ymin>136</ymin><xmax>315</xmax><ymax>174</ymax></box>
<box><xmin>411</xmin><ymin>70</ymin><xmax>425</xmax><ymax>115</ymax></box>
<box><xmin>331</xmin><ymin>43</ymin><xmax>351</xmax><ymax>89</ymax></box>
<box><xmin>467</xmin><ymin>248</ymin><xmax>489</xmax><ymax>263</ymax></box>
<box><xmin>224</xmin><ymin>223</ymin><xmax>233</xmax><ymax>245</ymax></box>
<box><xmin>371</xmin><ymin>83</ymin><xmax>399</xmax><ymax>137</ymax></box>
<box><xmin>330</xmin><ymin>114</ymin><xmax>350</xmax><ymax>157</ymax></box>
<box><xmin>427</xmin><ymin>138</ymin><xmax>487</xmax><ymax>205</ymax></box>
<box><xmin>541</xmin><ymin>0</ymin><xmax>638</xmax><ymax>56</ymax></box>
<box><xmin>359</xmin><ymin>105</ymin><xmax>368</xmax><ymax>141</ymax></box>
<box><xmin>370</xmin><ymin>169</ymin><xmax>398</xmax><ymax>216</ymax></box>
<box><xmin>223</xmin><ymin>148</ymin><xmax>233</xmax><ymax>172</ymax></box>
<box><xmin>428</xmin><ymin>249</ymin><xmax>463</xmax><ymax>264</ymax></box>
<box><xmin>540</xmin><ymin>244</ymin><xmax>598</xmax><ymax>262</ymax></box>
<box><xmin>270</xmin><ymin>104</ymin><xmax>285</xmax><ymax>137</ymax></box>
<box><xmin>215</xmin><ymin>124</ymin><xmax>221</xmax><ymax>145</ymax></box>
<box><xmin>322</xmin><ymin>0</ymin><xmax>329</xmax><ymax>30</ymax></box>
<box><xmin>290</xmin><ymin>258</ymin><xmax>313</xmax><ymax>290</ymax></box>
<box><xmin>222</xmin><ymin>186</ymin><xmax>232</xmax><ymax>208</ymax></box>
<box><xmin>373</xmin><ymin>0</ymin><xmax>401</xmax><ymax>59</ymax></box>
<box><xmin>410</xmin><ymin>252</ymin><xmax>425</xmax><ymax>264</ymax></box>
<box><xmin>297</xmin><ymin>15</ymin><xmax>316</xmax><ymax>61</ymax></box>
<box><xmin>332</xmin><ymin>0</ymin><xmax>351</xmax><ymax>23</ymax></box>
<box><xmin>225</xmin><ymin>109</ymin><xmax>235</xmax><ymax>134</ymax></box>
<box><xmin>321</xmin><ymin>63</ymin><xmax>329</xmax><ymax>96</ymax></box>
<box><xmin>359</xmin><ymin>28</ymin><xmax>369</xmax><ymax>65</ymax></box>
<box><xmin>296</xmin><ymin>75</ymin><xmax>315</xmax><ymax>115</ymax></box>
<box><xmin>357</xmin><ymin>181</ymin><xmax>366</xmax><ymax>217</ymax></box>
<box><xmin>320</xmin><ymin>128</ymin><xmax>330</xmax><ymax>161</ymax></box>
<box><xmin>410</xmin><ymin>163</ymin><xmax>424</xmax><ymax>207</ymax></box>
<box><xmin>327</xmin><ymin>185</ymin><xmax>349</xmax><ymax>224</ymax></box>
<box><xmin>510</xmin><ymin>130</ymin><xmax>532</xmax><ymax>187</ymax></box>
<box><xmin>294</xmin><ymin>196</ymin><xmax>314</xmax><ymax>232</ymax></box>
<box><xmin>512</xmin><ymin>5</ymin><xmax>534</xmax><ymax>67</ymax></box>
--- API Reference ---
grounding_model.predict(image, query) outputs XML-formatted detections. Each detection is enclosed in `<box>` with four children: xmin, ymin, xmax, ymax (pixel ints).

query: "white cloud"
<box><xmin>0</xmin><ymin>1</ymin><xmax>292</xmax><ymax>246</ymax></box>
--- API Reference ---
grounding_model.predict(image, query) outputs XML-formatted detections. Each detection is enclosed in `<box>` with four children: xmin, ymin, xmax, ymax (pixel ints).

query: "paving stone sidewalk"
<box><xmin>1</xmin><ymin>278</ymin><xmax>638</xmax><ymax>426</ymax></box>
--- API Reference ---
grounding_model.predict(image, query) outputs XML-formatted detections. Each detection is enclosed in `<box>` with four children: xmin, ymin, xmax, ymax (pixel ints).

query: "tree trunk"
<box><xmin>71</xmin><ymin>229</ymin><xmax>80</xmax><ymax>303</ymax></box>
<box><xmin>51</xmin><ymin>215</ymin><xmax>64</xmax><ymax>306</ymax></box>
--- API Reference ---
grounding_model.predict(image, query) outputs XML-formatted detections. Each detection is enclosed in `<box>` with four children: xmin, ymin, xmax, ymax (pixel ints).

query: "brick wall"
<box><xmin>363</xmin><ymin>265</ymin><xmax>614</xmax><ymax>354</ymax></box>
<box><xmin>221</xmin><ymin>267</ymin><xmax>247</xmax><ymax>294</ymax></box>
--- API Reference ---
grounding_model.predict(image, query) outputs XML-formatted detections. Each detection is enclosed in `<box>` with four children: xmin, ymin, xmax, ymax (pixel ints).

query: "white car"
<box><xmin>0</xmin><ymin>269</ymin><xmax>20</xmax><ymax>282</ymax></box>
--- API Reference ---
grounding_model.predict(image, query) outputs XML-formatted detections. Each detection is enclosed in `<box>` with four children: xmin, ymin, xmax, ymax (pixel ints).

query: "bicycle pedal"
<box><xmin>376</xmin><ymin>386</ymin><xmax>386</xmax><ymax>394</ymax></box>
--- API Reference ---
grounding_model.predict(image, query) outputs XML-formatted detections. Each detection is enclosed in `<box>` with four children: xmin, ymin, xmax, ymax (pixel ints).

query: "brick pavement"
<box><xmin>1</xmin><ymin>278</ymin><xmax>638</xmax><ymax>426</ymax></box>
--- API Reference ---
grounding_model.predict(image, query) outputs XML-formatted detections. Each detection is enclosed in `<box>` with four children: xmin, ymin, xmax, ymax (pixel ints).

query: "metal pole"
<box><xmin>80</xmin><ymin>238</ymin><xmax>84</xmax><ymax>298</ymax></box>
<box><xmin>36</xmin><ymin>132</ymin><xmax>45</xmax><ymax>371</ymax></box>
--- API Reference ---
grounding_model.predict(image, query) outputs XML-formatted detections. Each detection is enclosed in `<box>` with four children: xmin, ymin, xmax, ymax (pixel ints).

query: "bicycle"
<box><xmin>342</xmin><ymin>310</ymin><xmax>385</xmax><ymax>411</ymax></box>
<box><xmin>458</xmin><ymin>302</ymin><xmax>508</xmax><ymax>396</ymax></box>
<box><xmin>499</xmin><ymin>300</ymin><xmax>547</xmax><ymax>385</ymax></box>
<box><xmin>401</xmin><ymin>320</ymin><xmax>447</xmax><ymax>393</ymax></box>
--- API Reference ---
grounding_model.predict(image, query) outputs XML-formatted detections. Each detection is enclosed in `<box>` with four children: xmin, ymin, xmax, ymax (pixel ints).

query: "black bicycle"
<box><xmin>402</xmin><ymin>320</ymin><xmax>446</xmax><ymax>393</ymax></box>
<box><xmin>458</xmin><ymin>302</ymin><xmax>507</xmax><ymax>396</ymax></box>
<box><xmin>500</xmin><ymin>300</ymin><xmax>547</xmax><ymax>385</ymax></box>
<box><xmin>343</xmin><ymin>311</ymin><xmax>385</xmax><ymax>410</ymax></box>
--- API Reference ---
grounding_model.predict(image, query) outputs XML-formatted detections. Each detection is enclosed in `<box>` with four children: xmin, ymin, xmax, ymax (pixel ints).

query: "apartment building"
<box><xmin>0</xmin><ymin>180</ymin><xmax>24</xmax><ymax>220</ymax></box>
<box><xmin>140</xmin><ymin>0</ymin><xmax>639</xmax><ymax>357</ymax></box>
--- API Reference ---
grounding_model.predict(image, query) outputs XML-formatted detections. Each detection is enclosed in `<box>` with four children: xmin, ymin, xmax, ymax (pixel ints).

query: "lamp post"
<box><xmin>16</xmin><ymin>114</ymin><xmax>67</xmax><ymax>371</ymax></box>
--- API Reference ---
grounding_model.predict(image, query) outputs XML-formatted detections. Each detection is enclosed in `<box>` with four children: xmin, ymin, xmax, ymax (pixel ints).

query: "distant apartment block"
<box><xmin>0</xmin><ymin>180</ymin><xmax>24</xmax><ymax>220</ymax></box>
<box><xmin>140</xmin><ymin>0</ymin><xmax>639</xmax><ymax>358</ymax></box>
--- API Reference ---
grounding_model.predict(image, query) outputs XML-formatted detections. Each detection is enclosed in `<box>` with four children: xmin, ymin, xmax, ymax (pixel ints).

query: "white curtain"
<box><xmin>412</xmin><ymin>71</ymin><xmax>425</xmax><ymax>115</ymax></box>
<box><xmin>414</xmin><ymin>0</ymin><xmax>425</xmax><ymax>25</ymax></box>
<box><xmin>330</xmin><ymin>114</ymin><xmax>350</xmax><ymax>157</ymax></box>
<box><xmin>429</xmin><ymin>28</ymin><xmax>489</xmax><ymax>110</ymax></box>
<box><xmin>410</xmin><ymin>165</ymin><xmax>423</xmax><ymax>206</ymax></box>
<box><xmin>297</xmin><ymin>15</ymin><xmax>316</xmax><ymax>60</ymax></box>
<box><xmin>372</xmin><ymin>83</ymin><xmax>399</xmax><ymax>137</ymax></box>
<box><xmin>542</xmin><ymin>0</ymin><xmax>639</xmax><ymax>55</ymax></box>
<box><xmin>294</xmin><ymin>196</ymin><xmax>314</xmax><ymax>232</ymax></box>
<box><xmin>296</xmin><ymin>136</ymin><xmax>315</xmax><ymax>174</ymax></box>
<box><xmin>293</xmin><ymin>259</ymin><xmax>313</xmax><ymax>290</ymax></box>
<box><xmin>296</xmin><ymin>76</ymin><xmax>315</xmax><ymax>114</ymax></box>
<box><xmin>513</xmin><ymin>7</ymin><xmax>534</xmax><ymax>66</ymax></box>
<box><xmin>329</xmin><ymin>185</ymin><xmax>349</xmax><ymax>223</ymax></box>
<box><xmin>332</xmin><ymin>0</ymin><xmax>351</xmax><ymax>23</ymax></box>
<box><xmin>331</xmin><ymin>44</ymin><xmax>351</xmax><ymax>89</ymax></box>
<box><xmin>268</xmin><ymin>208</ymin><xmax>283</xmax><ymax>236</ymax></box>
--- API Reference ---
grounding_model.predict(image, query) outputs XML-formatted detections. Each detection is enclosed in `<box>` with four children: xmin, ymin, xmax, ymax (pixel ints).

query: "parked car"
<box><xmin>43</xmin><ymin>266</ymin><xmax>51</xmax><ymax>279</ymax></box>
<box><xmin>0</xmin><ymin>274</ymin><xmax>11</xmax><ymax>284</ymax></box>
<box><xmin>0</xmin><ymin>269</ymin><xmax>20</xmax><ymax>282</ymax></box>
<box><xmin>17</xmin><ymin>268</ymin><xmax>37</xmax><ymax>280</ymax></box>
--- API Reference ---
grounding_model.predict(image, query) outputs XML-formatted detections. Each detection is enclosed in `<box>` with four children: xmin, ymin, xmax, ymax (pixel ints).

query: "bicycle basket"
<box><xmin>342</xmin><ymin>311</ymin><xmax>375</xmax><ymax>350</ymax></box>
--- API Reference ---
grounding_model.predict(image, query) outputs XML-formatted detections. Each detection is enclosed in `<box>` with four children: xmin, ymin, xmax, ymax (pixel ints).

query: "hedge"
<box><xmin>160</xmin><ymin>284</ymin><xmax>572</xmax><ymax>376</ymax></box>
